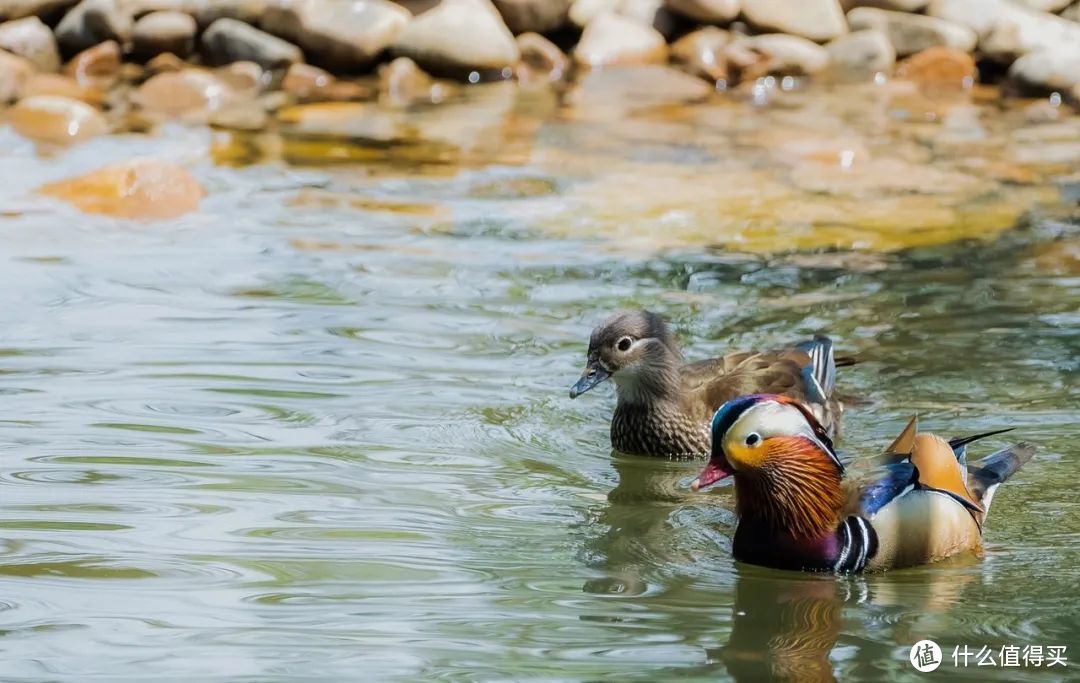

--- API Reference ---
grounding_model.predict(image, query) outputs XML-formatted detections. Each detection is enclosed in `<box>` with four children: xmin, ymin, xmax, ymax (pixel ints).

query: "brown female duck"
<box><xmin>569</xmin><ymin>310</ymin><xmax>849</xmax><ymax>459</ymax></box>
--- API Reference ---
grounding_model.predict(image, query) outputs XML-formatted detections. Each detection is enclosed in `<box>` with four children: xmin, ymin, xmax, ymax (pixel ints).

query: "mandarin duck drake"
<box><xmin>691</xmin><ymin>394</ymin><xmax>1035</xmax><ymax>573</ymax></box>
<box><xmin>569</xmin><ymin>310</ymin><xmax>849</xmax><ymax>459</ymax></box>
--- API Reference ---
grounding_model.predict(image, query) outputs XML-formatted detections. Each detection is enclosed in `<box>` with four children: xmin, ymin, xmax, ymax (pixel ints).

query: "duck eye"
<box><xmin>745</xmin><ymin>433</ymin><xmax>761</xmax><ymax>447</ymax></box>
<box><xmin>616</xmin><ymin>337</ymin><xmax>633</xmax><ymax>352</ymax></box>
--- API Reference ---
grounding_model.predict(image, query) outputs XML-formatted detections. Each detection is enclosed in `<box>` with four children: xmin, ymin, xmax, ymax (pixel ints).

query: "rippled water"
<box><xmin>0</xmin><ymin>79</ymin><xmax>1078</xmax><ymax>681</ymax></box>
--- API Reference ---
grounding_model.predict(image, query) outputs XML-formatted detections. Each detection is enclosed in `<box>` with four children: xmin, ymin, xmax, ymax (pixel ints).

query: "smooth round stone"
<box><xmin>377</xmin><ymin>56</ymin><xmax>438</xmax><ymax>106</ymax></box>
<box><xmin>739</xmin><ymin>34</ymin><xmax>831</xmax><ymax>77</ymax></box>
<box><xmin>574</xmin><ymin>12</ymin><xmax>668</xmax><ymax>68</ymax></box>
<box><xmin>135</xmin><ymin>68</ymin><xmax>238</xmax><ymax>116</ymax></box>
<box><xmin>825</xmin><ymin>28</ymin><xmax>895</xmax><ymax>75</ymax></box>
<box><xmin>929</xmin><ymin>0</ymin><xmax>1080</xmax><ymax>63</ymax></box>
<box><xmin>263</xmin><ymin>0</ymin><xmax>411</xmax><ymax>72</ymax></box>
<box><xmin>0</xmin><ymin>48</ymin><xmax>34</xmax><ymax>102</ymax></box>
<box><xmin>742</xmin><ymin>0</ymin><xmax>848</xmax><ymax>43</ymax></box>
<box><xmin>894</xmin><ymin>45</ymin><xmax>976</xmax><ymax>89</ymax></box>
<box><xmin>37</xmin><ymin>159</ymin><xmax>204</xmax><ymax>220</ymax></box>
<box><xmin>515</xmin><ymin>31</ymin><xmax>568</xmax><ymax>82</ymax></box>
<box><xmin>0</xmin><ymin>15</ymin><xmax>60</xmax><ymax>71</ymax></box>
<box><xmin>8</xmin><ymin>94</ymin><xmax>107</xmax><ymax>144</ymax></box>
<box><xmin>665</xmin><ymin>0</ymin><xmax>739</xmax><ymax>24</ymax></box>
<box><xmin>847</xmin><ymin>7</ymin><xmax>976</xmax><ymax>57</ymax></box>
<box><xmin>492</xmin><ymin>0</ymin><xmax>571</xmax><ymax>33</ymax></box>
<box><xmin>200</xmin><ymin>17</ymin><xmax>302</xmax><ymax>69</ymax></box>
<box><xmin>392</xmin><ymin>0</ymin><xmax>519</xmax><ymax>79</ymax></box>
<box><xmin>55</xmin><ymin>0</ymin><xmax>133</xmax><ymax>55</ymax></box>
<box><xmin>132</xmin><ymin>10</ymin><xmax>196</xmax><ymax>59</ymax></box>
<box><xmin>63</xmin><ymin>39</ymin><xmax>121</xmax><ymax>84</ymax></box>
<box><xmin>22</xmin><ymin>71</ymin><xmax>104</xmax><ymax>103</ymax></box>
<box><xmin>1008</xmin><ymin>49</ymin><xmax>1080</xmax><ymax>97</ymax></box>
<box><xmin>670</xmin><ymin>26</ymin><xmax>731</xmax><ymax>84</ymax></box>
<box><xmin>191</xmin><ymin>0</ymin><xmax>267</xmax><ymax>28</ymax></box>
<box><xmin>0</xmin><ymin>0</ymin><xmax>80</xmax><ymax>21</ymax></box>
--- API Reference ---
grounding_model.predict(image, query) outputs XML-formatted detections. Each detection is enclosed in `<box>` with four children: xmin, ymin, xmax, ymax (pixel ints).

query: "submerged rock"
<box><xmin>132</xmin><ymin>10</ymin><xmax>196</xmax><ymax>59</ymax></box>
<box><xmin>670</xmin><ymin>26</ymin><xmax>731</xmax><ymax>85</ymax></box>
<box><xmin>826</xmin><ymin>28</ymin><xmax>895</xmax><ymax>75</ymax></box>
<box><xmin>55</xmin><ymin>0</ymin><xmax>132</xmax><ymax>56</ymax></box>
<box><xmin>135</xmin><ymin>67</ymin><xmax>239</xmax><ymax>116</ymax></box>
<box><xmin>23</xmin><ymin>71</ymin><xmax>105</xmax><ymax>103</ymax></box>
<box><xmin>282</xmin><ymin>62</ymin><xmax>371</xmax><ymax>101</ymax></box>
<box><xmin>9</xmin><ymin>94</ymin><xmax>107</xmax><ymax>144</ymax></box>
<box><xmin>574</xmin><ymin>12</ymin><xmax>668</xmax><ymax>68</ymax></box>
<box><xmin>566</xmin><ymin>65</ymin><xmax>712</xmax><ymax>112</ymax></box>
<box><xmin>492</xmin><ymin>0</ymin><xmax>571</xmax><ymax>34</ymax></box>
<box><xmin>377</xmin><ymin>55</ymin><xmax>438</xmax><ymax>105</ymax></box>
<box><xmin>0</xmin><ymin>16</ymin><xmax>60</xmax><ymax>71</ymax></box>
<box><xmin>665</xmin><ymin>0</ymin><xmax>739</xmax><ymax>24</ymax></box>
<box><xmin>201</xmin><ymin>17</ymin><xmax>302</xmax><ymax>69</ymax></box>
<box><xmin>38</xmin><ymin>159</ymin><xmax>204</xmax><ymax>220</ymax></box>
<box><xmin>515</xmin><ymin>32</ymin><xmax>568</xmax><ymax>82</ymax></box>
<box><xmin>742</xmin><ymin>0</ymin><xmax>848</xmax><ymax>43</ymax></box>
<box><xmin>0</xmin><ymin>49</ymin><xmax>33</xmax><ymax>102</ymax></box>
<box><xmin>894</xmin><ymin>45</ymin><xmax>976</xmax><ymax>89</ymax></box>
<box><xmin>847</xmin><ymin>7</ymin><xmax>975</xmax><ymax>57</ymax></box>
<box><xmin>393</xmin><ymin>0</ymin><xmax>519</xmax><ymax>79</ymax></box>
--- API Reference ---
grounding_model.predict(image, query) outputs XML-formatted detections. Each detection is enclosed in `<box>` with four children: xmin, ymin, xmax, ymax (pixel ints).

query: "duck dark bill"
<box><xmin>569</xmin><ymin>361</ymin><xmax>610</xmax><ymax>399</ymax></box>
<box><xmin>690</xmin><ymin>458</ymin><xmax>734</xmax><ymax>491</ymax></box>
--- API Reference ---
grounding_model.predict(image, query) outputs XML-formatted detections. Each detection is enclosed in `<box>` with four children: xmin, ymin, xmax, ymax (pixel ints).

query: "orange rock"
<box><xmin>9</xmin><ymin>95</ymin><xmax>108</xmax><ymax>144</ymax></box>
<box><xmin>895</xmin><ymin>47</ymin><xmax>977</xmax><ymax>91</ymax></box>
<box><xmin>0</xmin><ymin>48</ymin><xmax>33</xmax><ymax>102</ymax></box>
<box><xmin>38</xmin><ymin>159</ymin><xmax>204</xmax><ymax>220</ymax></box>
<box><xmin>23</xmin><ymin>72</ymin><xmax>105</xmax><ymax>105</ymax></box>
<box><xmin>64</xmin><ymin>40</ymin><xmax>122</xmax><ymax>86</ymax></box>
<box><xmin>135</xmin><ymin>68</ymin><xmax>238</xmax><ymax>117</ymax></box>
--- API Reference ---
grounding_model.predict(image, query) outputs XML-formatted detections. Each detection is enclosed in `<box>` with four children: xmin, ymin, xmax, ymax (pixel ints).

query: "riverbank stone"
<box><xmin>55</xmin><ymin>0</ymin><xmax>132</xmax><ymax>56</ymax></box>
<box><xmin>392</xmin><ymin>0</ymin><xmax>519</xmax><ymax>79</ymax></box>
<box><xmin>132</xmin><ymin>10</ymin><xmax>196</xmax><ymax>59</ymax></box>
<box><xmin>0</xmin><ymin>16</ymin><xmax>60</xmax><ymax>71</ymax></box>
<box><xmin>847</xmin><ymin>7</ymin><xmax>976</xmax><ymax>57</ymax></box>
<box><xmin>201</xmin><ymin>17</ymin><xmax>302</xmax><ymax>69</ymax></box>
<box><xmin>742</xmin><ymin>0</ymin><xmax>848</xmax><ymax>43</ymax></box>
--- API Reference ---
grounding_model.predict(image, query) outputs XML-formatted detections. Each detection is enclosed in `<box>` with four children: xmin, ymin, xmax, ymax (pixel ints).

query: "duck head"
<box><xmin>569</xmin><ymin>310</ymin><xmax>682</xmax><ymax>402</ymax></box>
<box><xmin>693</xmin><ymin>394</ymin><xmax>846</xmax><ymax>539</ymax></box>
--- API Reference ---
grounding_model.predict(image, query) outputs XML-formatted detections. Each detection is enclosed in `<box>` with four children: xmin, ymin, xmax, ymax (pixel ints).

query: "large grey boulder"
<box><xmin>201</xmin><ymin>17</ymin><xmax>303</xmax><ymax>69</ymax></box>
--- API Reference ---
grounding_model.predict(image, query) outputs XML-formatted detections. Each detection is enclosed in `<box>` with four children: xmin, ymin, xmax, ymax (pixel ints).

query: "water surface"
<box><xmin>0</xmin><ymin>78</ymin><xmax>1077</xmax><ymax>681</ymax></box>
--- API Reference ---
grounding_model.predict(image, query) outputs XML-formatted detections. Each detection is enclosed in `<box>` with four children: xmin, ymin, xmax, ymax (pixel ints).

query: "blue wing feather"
<box><xmin>859</xmin><ymin>462</ymin><xmax>918</xmax><ymax>516</ymax></box>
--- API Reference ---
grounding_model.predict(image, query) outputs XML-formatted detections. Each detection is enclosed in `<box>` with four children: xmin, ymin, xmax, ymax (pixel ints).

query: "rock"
<box><xmin>217</xmin><ymin>60</ymin><xmax>264</xmax><ymax>93</ymax></box>
<box><xmin>740</xmin><ymin>33</ymin><xmax>830</xmax><ymax>76</ymax></box>
<box><xmin>742</xmin><ymin>0</ymin><xmax>847</xmax><ymax>43</ymax></box>
<box><xmin>123</xmin><ymin>0</ymin><xmax>195</xmax><ymax>17</ymax></box>
<box><xmin>492</xmin><ymin>0</ymin><xmax>571</xmax><ymax>33</ymax></box>
<box><xmin>282</xmin><ymin>62</ymin><xmax>371</xmax><ymax>101</ymax></box>
<box><xmin>618</xmin><ymin>0</ymin><xmax>679</xmax><ymax>38</ymax></box>
<box><xmin>55</xmin><ymin>0</ymin><xmax>132</xmax><ymax>56</ymax></box>
<box><xmin>894</xmin><ymin>45</ymin><xmax>976</xmax><ymax>88</ymax></box>
<box><xmin>263</xmin><ymin>0</ymin><xmax>411</xmax><ymax>72</ymax></box>
<box><xmin>8</xmin><ymin>94</ymin><xmax>107</xmax><ymax>143</ymax></box>
<box><xmin>22</xmin><ymin>72</ymin><xmax>104</xmax><ymax>103</ymax></box>
<box><xmin>208</xmin><ymin>101</ymin><xmax>267</xmax><ymax>129</ymax></box>
<box><xmin>1063</xmin><ymin>3</ymin><xmax>1080</xmax><ymax>22</ymax></box>
<box><xmin>135</xmin><ymin>68</ymin><xmax>239</xmax><ymax>116</ymax></box>
<box><xmin>145</xmin><ymin>50</ymin><xmax>184</xmax><ymax>72</ymax></box>
<box><xmin>928</xmin><ymin>0</ymin><xmax>1080</xmax><ymax>62</ymax></box>
<box><xmin>131</xmin><ymin>10</ymin><xmax>195</xmax><ymax>59</ymax></box>
<box><xmin>38</xmin><ymin>159</ymin><xmax>204</xmax><ymax>220</ymax></box>
<box><xmin>565</xmin><ymin>65</ymin><xmax>712</xmax><ymax>111</ymax></box>
<box><xmin>1008</xmin><ymin>48</ymin><xmax>1080</xmax><ymax>96</ymax></box>
<box><xmin>201</xmin><ymin>17</ymin><xmax>302</xmax><ymax>69</ymax></box>
<box><xmin>825</xmin><ymin>28</ymin><xmax>894</xmax><ymax>74</ymax></box>
<box><xmin>1015</xmin><ymin>0</ymin><xmax>1071</xmax><ymax>11</ymax></box>
<box><xmin>0</xmin><ymin>49</ymin><xmax>33</xmax><ymax>101</ymax></box>
<box><xmin>574</xmin><ymin>12</ymin><xmax>668</xmax><ymax>67</ymax></box>
<box><xmin>191</xmin><ymin>0</ymin><xmax>267</xmax><ymax>28</ymax></box>
<box><xmin>665</xmin><ymin>0</ymin><xmax>739</xmax><ymax>23</ymax></box>
<box><xmin>847</xmin><ymin>7</ymin><xmax>975</xmax><ymax>57</ymax></box>
<box><xmin>377</xmin><ymin>55</ymin><xmax>437</xmax><ymax>105</ymax></box>
<box><xmin>840</xmin><ymin>0</ymin><xmax>926</xmax><ymax>10</ymax></box>
<box><xmin>393</xmin><ymin>0</ymin><xmax>519</xmax><ymax>78</ymax></box>
<box><xmin>569</xmin><ymin>0</ymin><xmax>616</xmax><ymax>26</ymax></box>
<box><xmin>63</xmin><ymin>39</ymin><xmax>120</xmax><ymax>84</ymax></box>
<box><xmin>670</xmin><ymin>26</ymin><xmax>730</xmax><ymax>83</ymax></box>
<box><xmin>0</xmin><ymin>0</ymin><xmax>79</xmax><ymax>21</ymax></box>
<box><xmin>515</xmin><ymin>31</ymin><xmax>568</xmax><ymax>82</ymax></box>
<box><xmin>0</xmin><ymin>16</ymin><xmax>59</xmax><ymax>71</ymax></box>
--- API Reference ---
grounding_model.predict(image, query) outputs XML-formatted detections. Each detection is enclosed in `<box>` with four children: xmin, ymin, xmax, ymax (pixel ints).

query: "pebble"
<box><xmin>200</xmin><ymin>17</ymin><xmax>303</xmax><ymax>69</ymax></box>
<box><xmin>670</xmin><ymin>26</ymin><xmax>731</xmax><ymax>84</ymax></box>
<box><xmin>282</xmin><ymin>62</ymin><xmax>371</xmax><ymax>101</ymax></box>
<box><xmin>742</xmin><ymin>33</ymin><xmax>831</xmax><ymax>77</ymax></box>
<box><xmin>515</xmin><ymin>31</ymin><xmax>569</xmax><ymax>82</ymax></box>
<box><xmin>742</xmin><ymin>0</ymin><xmax>848</xmax><ymax>43</ymax></box>
<box><xmin>393</xmin><ymin>0</ymin><xmax>520</xmax><ymax>79</ymax></box>
<box><xmin>826</xmin><ymin>28</ymin><xmax>895</xmax><ymax>75</ymax></box>
<box><xmin>63</xmin><ymin>39</ymin><xmax>120</xmax><ymax>84</ymax></box>
<box><xmin>135</xmin><ymin>67</ymin><xmax>239</xmax><ymax>116</ymax></box>
<box><xmin>55</xmin><ymin>0</ymin><xmax>132</xmax><ymax>56</ymax></box>
<box><xmin>0</xmin><ymin>49</ymin><xmax>33</xmax><ymax>102</ymax></box>
<box><xmin>894</xmin><ymin>45</ymin><xmax>976</xmax><ymax>89</ymax></box>
<box><xmin>574</xmin><ymin>12</ymin><xmax>668</xmax><ymax>68</ymax></box>
<box><xmin>263</xmin><ymin>0</ymin><xmax>411</xmax><ymax>72</ymax></box>
<box><xmin>37</xmin><ymin>159</ymin><xmax>204</xmax><ymax>220</ymax></box>
<box><xmin>492</xmin><ymin>0</ymin><xmax>571</xmax><ymax>34</ymax></box>
<box><xmin>847</xmin><ymin>7</ymin><xmax>976</xmax><ymax>57</ymax></box>
<box><xmin>1008</xmin><ymin>49</ymin><xmax>1080</xmax><ymax>98</ymax></box>
<box><xmin>664</xmin><ymin>0</ymin><xmax>739</xmax><ymax>24</ymax></box>
<box><xmin>8</xmin><ymin>94</ymin><xmax>108</xmax><ymax>144</ymax></box>
<box><xmin>377</xmin><ymin>56</ymin><xmax>438</xmax><ymax>106</ymax></box>
<box><xmin>0</xmin><ymin>16</ymin><xmax>60</xmax><ymax>71</ymax></box>
<box><xmin>132</xmin><ymin>10</ymin><xmax>196</xmax><ymax>59</ymax></box>
<box><xmin>23</xmin><ymin>71</ymin><xmax>104</xmax><ymax>103</ymax></box>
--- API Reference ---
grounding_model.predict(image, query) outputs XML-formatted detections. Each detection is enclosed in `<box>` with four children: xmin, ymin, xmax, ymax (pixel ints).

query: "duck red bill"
<box><xmin>690</xmin><ymin>458</ymin><xmax>734</xmax><ymax>491</ymax></box>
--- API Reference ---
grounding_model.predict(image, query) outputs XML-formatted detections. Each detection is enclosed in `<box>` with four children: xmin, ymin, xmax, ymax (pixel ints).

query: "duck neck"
<box><xmin>735</xmin><ymin>455</ymin><xmax>844</xmax><ymax>541</ymax></box>
<box><xmin>612</xmin><ymin>352</ymin><xmax>683</xmax><ymax>407</ymax></box>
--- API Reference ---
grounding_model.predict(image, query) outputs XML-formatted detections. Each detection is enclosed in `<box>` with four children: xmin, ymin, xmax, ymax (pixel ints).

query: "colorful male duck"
<box><xmin>569</xmin><ymin>310</ymin><xmax>849</xmax><ymax>459</ymax></box>
<box><xmin>691</xmin><ymin>394</ymin><xmax>1034</xmax><ymax>573</ymax></box>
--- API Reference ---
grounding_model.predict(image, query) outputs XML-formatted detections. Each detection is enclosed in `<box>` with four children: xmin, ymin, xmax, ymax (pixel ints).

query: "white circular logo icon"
<box><xmin>910</xmin><ymin>640</ymin><xmax>942</xmax><ymax>672</ymax></box>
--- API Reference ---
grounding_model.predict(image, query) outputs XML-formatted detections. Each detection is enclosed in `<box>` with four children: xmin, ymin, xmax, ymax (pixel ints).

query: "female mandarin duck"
<box><xmin>691</xmin><ymin>394</ymin><xmax>1034</xmax><ymax>573</ymax></box>
<box><xmin>569</xmin><ymin>310</ymin><xmax>849</xmax><ymax>459</ymax></box>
